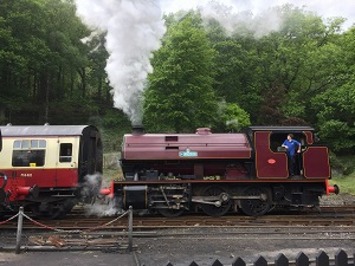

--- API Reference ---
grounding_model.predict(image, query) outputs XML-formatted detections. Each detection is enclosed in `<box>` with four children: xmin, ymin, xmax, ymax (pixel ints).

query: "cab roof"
<box><xmin>248</xmin><ymin>126</ymin><xmax>314</xmax><ymax>132</ymax></box>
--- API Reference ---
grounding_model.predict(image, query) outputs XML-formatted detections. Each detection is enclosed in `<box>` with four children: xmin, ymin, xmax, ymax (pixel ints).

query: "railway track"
<box><xmin>1</xmin><ymin>205</ymin><xmax>355</xmax><ymax>230</ymax></box>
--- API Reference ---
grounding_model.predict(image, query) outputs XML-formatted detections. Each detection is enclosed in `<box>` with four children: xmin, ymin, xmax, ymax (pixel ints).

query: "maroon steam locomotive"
<box><xmin>101</xmin><ymin>126</ymin><xmax>339</xmax><ymax>216</ymax></box>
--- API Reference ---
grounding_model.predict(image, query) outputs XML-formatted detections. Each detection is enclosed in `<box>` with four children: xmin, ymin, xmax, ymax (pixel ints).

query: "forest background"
<box><xmin>1</xmin><ymin>0</ymin><xmax>355</xmax><ymax>187</ymax></box>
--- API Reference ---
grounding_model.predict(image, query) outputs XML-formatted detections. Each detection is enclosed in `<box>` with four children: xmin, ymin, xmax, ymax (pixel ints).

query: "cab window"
<box><xmin>270</xmin><ymin>133</ymin><xmax>306</xmax><ymax>152</ymax></box>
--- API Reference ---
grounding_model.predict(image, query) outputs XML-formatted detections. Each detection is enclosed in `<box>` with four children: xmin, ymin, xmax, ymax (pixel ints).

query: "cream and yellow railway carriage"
<box><xmin>0</xmin><ymin>124</ymin><xmax>102</xmax><ymax>218</ymax></box>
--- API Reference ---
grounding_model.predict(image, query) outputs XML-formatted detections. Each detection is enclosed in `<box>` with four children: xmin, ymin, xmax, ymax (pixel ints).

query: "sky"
<box><xmin>159</xmin><ymin>0</ymin><xmax>355</xmax><ymax>29</ymax></box>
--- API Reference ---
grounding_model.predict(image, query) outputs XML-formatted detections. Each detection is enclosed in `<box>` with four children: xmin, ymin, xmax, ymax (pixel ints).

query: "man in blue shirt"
<box><xmin>282</xmin><ymin>133</ymin><xmax>302</xmax><ymax>176</ymax></box>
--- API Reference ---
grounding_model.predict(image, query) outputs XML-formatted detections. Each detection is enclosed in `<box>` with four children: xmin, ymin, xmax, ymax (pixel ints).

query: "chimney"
<box><xmin>132</xmin><ymin>124</ymin><xmax>145</xmax><ymax>135</ymax></box>
<box><xmin>196</xmin><ymin>128</ymin><xmax>212</xmax><ymax>135</ymax></box>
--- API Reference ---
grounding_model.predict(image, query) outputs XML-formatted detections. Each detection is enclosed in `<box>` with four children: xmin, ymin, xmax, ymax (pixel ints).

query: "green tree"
<box><xmin>0</xmin><ymin>0</ymin><xmax>105</xmax><ymax>124</ymax></box>
<box><xmin>143</xmin><ymin>13</ymin><xmax>218</xmax><ymax>132</ymax></box>
<box><xmin>311</xmin><ymin>28</ymin><xmax>355</xmax><ymax>153</ymax></box>
<box><xmin>246</xmin><ymin>5</ymin><xmax>345</xmax><ymax>125</ymax></box>
<box><xmin>313</xmin><ymin>83</ymin><xmax>355</xmax><ymax>153</ymax></box>
<box><xmin>211</xmin><ymin>39</ymin><xmax>261</xmax><ymax>119</ymax></box>
<box><xmin>214</xmin><ymin>101</ymin><xmax>251</xmax><ymax>132</ymax></box>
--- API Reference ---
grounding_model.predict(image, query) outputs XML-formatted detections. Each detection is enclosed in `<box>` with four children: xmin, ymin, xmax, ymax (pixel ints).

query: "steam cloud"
<box><xmin>81</xmin><ymin>173</ymin><xmax>121</xmax><ymax>217</ymax></box>
<box><xmin>197</xmin><ymin>2</ymin><xmax>285</xmax><ymax>38</ymax></box>
<box><xmin>80</xmin><ymin>174</ymin><xmax>102</xmax><ymax>202</ymax></box>
<box><xmin>85</xmin><ymin>197</ymin><xmax>121</xmax><ymax>217</ymax></box>
<box><xmin>75</xmin><ymin>0</ymin><xmax>166</xmax><ymax>124</ymax></box>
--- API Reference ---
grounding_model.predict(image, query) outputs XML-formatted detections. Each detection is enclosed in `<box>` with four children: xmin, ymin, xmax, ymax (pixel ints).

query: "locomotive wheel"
<box><xmin>200</xmin><ymin>186</ymin><xmax>232</xmax><ymax>217</ymax></box>
<box><xmin>239</xmin><ymin>186</ymin><xmax>271</xmax><ymax>216</ymax></box>
<box><xmin>158</xmin><ymin>208</ymin><xmax>184</xmax><ymax>217</ymax></box>
<box><xmin>156</xmin><ymin>189</ymin><xmax>185</xmax><ymax>217</ymax></box>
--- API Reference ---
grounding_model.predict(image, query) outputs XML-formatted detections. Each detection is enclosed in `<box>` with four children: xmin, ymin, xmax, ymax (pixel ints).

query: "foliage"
<box><xmin>214</xmin><ymin>101</ymin><xmax>251</xmax><ymax>132</ymax></box>
<box><xmin>330</xmin><ymin>153</ymin><xmax>355</xmax><ymax>176</ymax></box>
<box><xmin>143</xmin><ymin>12</ymin><xmax>218</xmax><ymax>133</ymax></box>
<box><xmin>313</xmin><ymin>82</ymin><xmax>355</xmax><ymax>152</ymax></box>
<box><xmin>211</xmin><ymin>39</ymin><xmax>261</xmax><ymax>120</ymax></box>
<box><xmin>0</xmin><ymin>0</ymin><xmax>111</xmax><ymax>125</ymax></box>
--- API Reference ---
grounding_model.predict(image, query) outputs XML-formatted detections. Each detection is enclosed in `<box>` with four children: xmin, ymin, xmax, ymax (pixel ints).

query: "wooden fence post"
<box><xmin>316</xmin><ymin>251</ymin><xmax>329</xmax><ymax>266</ymax></box>
<box><xmin>212</xmin><ymin>259</ymin><xmax>223</xmax><ymax>266</ymax></box>
<box><xmin>275</xmin><ymin>253</ymin><xmax>289</xmax><ymax>266</ymax></box>
<box><xmin>254</xmin><ymin>256</ymin><xmax>268</xmax><ymax>266</ymax></box>
<box><xmin>335</xmin><ymin>249</ymin><xmax>347</xmax><ymax>266</ymax></box>
<box><xmin>232</xmin><ymin>257</ymin><xmax>246</xmax><ymax>266</ymax></box>
<box><xmin>296</xmin><ymin>252</ymin><xmax>309</xmax><ymax>266</ymax></box>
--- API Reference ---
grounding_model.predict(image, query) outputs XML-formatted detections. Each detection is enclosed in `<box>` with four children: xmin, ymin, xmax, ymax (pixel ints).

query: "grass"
<box><xmin>332</xmin><ymin>174</ymin><xmax>355</xmax><ymax>195</ymax></box>
<box><xmin>331</xmin><ymin>155</ymin><xmax>355</xmax><ymax>195</ymax></box>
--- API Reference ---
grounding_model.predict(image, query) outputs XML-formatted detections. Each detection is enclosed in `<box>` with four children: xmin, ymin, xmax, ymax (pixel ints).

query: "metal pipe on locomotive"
<box><xmin>100</xmin><ymin>125</ymin><xmax>339</xmax><ymax>216</ymax></box>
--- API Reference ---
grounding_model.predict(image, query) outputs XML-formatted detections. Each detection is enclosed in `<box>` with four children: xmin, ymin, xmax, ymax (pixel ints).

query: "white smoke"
<box><xmin>80</xmin><ymin>174</ymin><xmax>102</xmax><ymax>202</ymax></box>
<box><xmin>81</xmin><ymin>173</ymin><xmax>121</xmax><ymax>217</ymax></box>
<box><xmin>160</xmin><ymin>0</ymin><xmax>355</xmax><ymax>33</ymax></box>
<box><xmin>75</xmin><ymin>0</ymin><xmax>166</xmax><ymax>124</ymax></box>
<box><xmin>197</xmin><ymin>2</ymin><xmax>285</xmax><ymax>38</ymax></box>
<box><xmin>84</xmin><ymin>197</ymin><xmax>121</xmax><ymax>217</ymax></box>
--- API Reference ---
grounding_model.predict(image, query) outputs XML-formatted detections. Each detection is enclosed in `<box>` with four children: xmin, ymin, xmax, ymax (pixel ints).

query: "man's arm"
<box><xmin>281</xmin><ymin>140</ymin><xmax>288</xmax><ymax>149</ymax></box>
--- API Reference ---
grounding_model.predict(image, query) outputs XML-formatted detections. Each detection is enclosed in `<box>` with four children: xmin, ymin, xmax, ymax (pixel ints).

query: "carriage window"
<box><xmin>12</xmin><ymin>139</ymin><xmax>46</xmax><ymax>167</ymax></box>
<box><xmin>59</xmin><ymin>143</ymin><xmax>72</xmax><ymax>163</ymax></box>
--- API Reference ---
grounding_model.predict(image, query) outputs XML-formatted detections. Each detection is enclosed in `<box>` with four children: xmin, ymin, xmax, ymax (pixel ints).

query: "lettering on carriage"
<box><xmin>20</xmin><ymin>173</ymin><xmax>32</xmax><ymax>177</ymax></box>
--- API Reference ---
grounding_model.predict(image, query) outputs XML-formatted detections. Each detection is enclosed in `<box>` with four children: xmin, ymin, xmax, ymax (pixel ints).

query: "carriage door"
<box><xmin>57</xmin><ymin>138</ymin><xmax>78</xmax><ymax>187</ymax></box>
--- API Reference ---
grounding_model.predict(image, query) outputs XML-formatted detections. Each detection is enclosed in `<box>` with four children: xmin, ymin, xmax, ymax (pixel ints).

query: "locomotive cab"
<box><xmin>248</xmin><ymin>126</ymin><xmax>331</xmax><ymax>179</ymax></box>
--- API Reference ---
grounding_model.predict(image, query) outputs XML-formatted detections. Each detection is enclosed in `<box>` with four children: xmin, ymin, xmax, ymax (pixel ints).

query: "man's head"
<box><xmin>287</xmin><ymin>134</ymin><xmax>294</xmax><ymax>141</ymax></box>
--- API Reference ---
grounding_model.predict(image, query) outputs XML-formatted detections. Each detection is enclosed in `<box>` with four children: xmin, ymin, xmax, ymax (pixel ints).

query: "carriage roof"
<box><xmin>0</xmin><ymin>125</ymin><xmax>95</xmax><ymax>137</ymax></box>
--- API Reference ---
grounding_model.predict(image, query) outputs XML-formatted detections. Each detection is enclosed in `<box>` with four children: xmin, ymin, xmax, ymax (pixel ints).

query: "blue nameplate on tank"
<box><xmin>179</xmin><ymin>149</ymin><xmax>198</xmax><ymax>157</ymax></box>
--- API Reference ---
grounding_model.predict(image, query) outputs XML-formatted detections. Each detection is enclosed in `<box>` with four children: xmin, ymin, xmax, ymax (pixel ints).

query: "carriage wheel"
<box><xmin>30</xmin><ymin>199</ymin><xmax>76</xmax><ymax>219</ymax></box>
<box><xmin>239</xmin><ymin>186</ymin><xmax>271</xmax><ymax>216</ymax></box>
<box><xmin>200</xmin><ymin>186</ymin><xmax>232</xmax><ymax>217</ymax></box>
